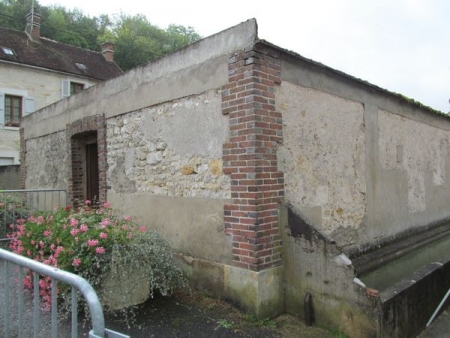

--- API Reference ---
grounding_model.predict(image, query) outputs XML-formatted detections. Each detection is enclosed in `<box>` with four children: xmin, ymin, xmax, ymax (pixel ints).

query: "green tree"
<box><xmin>0</xmin><ymin>1</ymin><xmax>202</xmax><ymax>70</ymax></box>
<box><xmin>0</xmin><ymin>0</ymin><xmax>35</xmax><ymax>30</ymax></box>
<box><xmin>99</xmin><ymin>14</ymin><xmax>202</xmax><ymax>71</ymax></box>
<box><xmin>164</xmin><ymin>24</ymin><xmax>202</xmax><ymax>54</ymax></box>
<box><xmin>100</xmin><ymin>14</ymin><xmax>167</xmax><ymax>70</ymax></box>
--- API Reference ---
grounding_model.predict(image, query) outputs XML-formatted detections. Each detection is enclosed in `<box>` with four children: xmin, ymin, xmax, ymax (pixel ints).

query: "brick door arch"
<box><xmin>67</xmin><ymin>115</ymin><xmax>107</xmax><ymax>205</ymax></box>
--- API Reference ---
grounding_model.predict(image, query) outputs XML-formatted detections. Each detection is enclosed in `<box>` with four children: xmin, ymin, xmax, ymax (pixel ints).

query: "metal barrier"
<box><xmin>427</xmin><ymin>288</ymin><xmax>450</xmax><ymax>327</ymax></box>
<box><xmin>0</xmin><ymin>189</ymin><xmax>67</xmax><ymax>240</ymax></box>
<box><xmin>0</xmin><ymin>248</ymin><xmax>129</xmax><ymax>338</ymax></box>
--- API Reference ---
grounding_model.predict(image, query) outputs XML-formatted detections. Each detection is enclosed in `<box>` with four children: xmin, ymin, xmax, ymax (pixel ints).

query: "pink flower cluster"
<box><xmin>8</xmin><ymin>200</ymin><xmax>146</xmax><ymax>311</ymax></box>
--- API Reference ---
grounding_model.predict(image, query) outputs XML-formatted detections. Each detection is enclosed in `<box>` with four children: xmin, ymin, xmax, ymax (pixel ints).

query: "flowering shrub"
<box><xmin>8</xmin><ymin>201</ymin><xmax>187</xmax><ymax>312</ymax></box>
<box><xmin>0</xmin><ymin>193</ymin><xmax>29</xmax><ymax>239</ymax></box>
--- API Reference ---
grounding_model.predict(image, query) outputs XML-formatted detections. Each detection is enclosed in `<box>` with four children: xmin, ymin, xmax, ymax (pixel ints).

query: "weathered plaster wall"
<box><xmin>378</xmin><ymin>110</ymin><xmax>450</xmax><ymax>214</ymax></box>
<box><xmin>364</xmin><ymin>108</ymin><xmax>450</xmax><ymax>242</ymax></box>
<box><xmin>24</xmin><ymin>131</ymin><xmax>68</xmax><ymax>189</ymax></box>
<box><xmin>281</xmin><ymin>53</ymin><xmax>450</xmax><ymax>248</ymax></box>
<box><xmin>277</xmin><ymin>81</ymin><xmax>366</xmax><ymax>236</ymax></box>
<box><xmin>279</xmin><ymin>52</ymin><xmax>450</xmax><ymax>336</ymax></box>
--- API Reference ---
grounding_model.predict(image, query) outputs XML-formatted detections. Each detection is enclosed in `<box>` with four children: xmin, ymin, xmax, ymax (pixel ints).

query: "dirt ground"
<box><xmin>99</xmin><ymin>290</ymin><xmax>341</xmax><ymax>338</ymax></box>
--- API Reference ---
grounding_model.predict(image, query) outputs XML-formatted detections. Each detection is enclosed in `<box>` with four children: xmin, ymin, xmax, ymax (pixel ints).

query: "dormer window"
<box><xmin>1</xmin><ymin>47</ymin><xmax>15</xmax><ymax>56</ymax></box>
<box><xmin>75</xmin><ymin>63</ymin><xmax>87</xmax><ymax>71</ymax></box>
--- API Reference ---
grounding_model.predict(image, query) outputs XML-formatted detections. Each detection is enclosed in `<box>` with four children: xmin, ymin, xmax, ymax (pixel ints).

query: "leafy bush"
<box><xmin>8</xmin><ymin>201</ymin><xmax>187</xmax><ymax>312</ymax></box>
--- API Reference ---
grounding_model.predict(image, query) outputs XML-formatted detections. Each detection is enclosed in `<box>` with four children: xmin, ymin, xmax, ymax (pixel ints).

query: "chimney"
<box><xmin>25</xmin><ymin>8</ymin><xmax>41</xmax><ymax>41</ymax></box>
<box><xmin>101</xmin><ymin>42</ymin><xmax>115</xmax><ymax>62</ymax></box>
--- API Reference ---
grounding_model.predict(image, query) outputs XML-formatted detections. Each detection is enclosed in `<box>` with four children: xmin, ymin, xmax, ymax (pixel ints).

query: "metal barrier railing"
<box><xmin>427</xmin><ymin>288</ymin><xmax>450</xmax><ymax>327</ymax></box>
<box><xmin>0</xmin><ymin>248</ymin><xmax>129</xmax><ymax>338</ymax></box>
<box><xmin>0</xmin><ymin>189</ymin><xmax>67</xmax><ymax>240</ymax></box>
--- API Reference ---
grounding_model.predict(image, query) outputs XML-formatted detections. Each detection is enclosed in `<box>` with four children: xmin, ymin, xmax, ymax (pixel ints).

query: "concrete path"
<box><xmin>417</xmin><ymin>309</ymin><xmax>450</xmax><ymax>338</ymax></box>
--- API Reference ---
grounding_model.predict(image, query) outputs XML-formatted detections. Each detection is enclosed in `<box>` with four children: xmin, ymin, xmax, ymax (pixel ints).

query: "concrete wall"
<box><xmin>281</xmin><ymin>205</ymin><xmax>377</xmax><ymax>337</ymax></box>
<box><xmin>277</xmin><ymin>82</ymin><xmax>366</xmax><ymax>239</ymax></box>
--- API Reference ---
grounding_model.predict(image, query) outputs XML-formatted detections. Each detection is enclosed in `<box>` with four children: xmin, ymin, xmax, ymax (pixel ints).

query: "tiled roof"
<box><xmin>0</xmin><ymin>27</ymin><xmax>122</xmax><ymax>80</ymax></box>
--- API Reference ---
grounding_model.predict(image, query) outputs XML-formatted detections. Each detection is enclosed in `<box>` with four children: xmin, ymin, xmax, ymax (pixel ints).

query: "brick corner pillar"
<box><xmin>222</xmin><ymin>45</ymin><xmax>284</xmax><ymax>272</ymax></box>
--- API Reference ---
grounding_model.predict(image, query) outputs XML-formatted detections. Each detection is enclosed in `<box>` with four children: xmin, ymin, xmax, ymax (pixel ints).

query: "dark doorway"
<box><xmin>71</xmin><ymin>132</ymin><xmax>99</xmax><ymax>205</ymax></box>
<box><xmin>86</xmin><ymin>142</ymin><xmax>99</xmax><ymax>202</ymax></box>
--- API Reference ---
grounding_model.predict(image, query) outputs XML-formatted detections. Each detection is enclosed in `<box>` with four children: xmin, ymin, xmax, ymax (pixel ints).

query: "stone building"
<box><xmin>0</xmin><ymin>9</ymin><xmax>122</xmax><ymax>166</ymax></box>
<box><xmin>21</xmin><ymin>19</ymin><xmax>450</xmax><ymax>337</ymax></box>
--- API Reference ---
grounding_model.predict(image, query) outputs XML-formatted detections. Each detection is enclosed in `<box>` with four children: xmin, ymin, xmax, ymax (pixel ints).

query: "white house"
<box><xmin>0</xmin><ymin>10</ymin><xmax>122</xmax><ymax>165</ymax></box>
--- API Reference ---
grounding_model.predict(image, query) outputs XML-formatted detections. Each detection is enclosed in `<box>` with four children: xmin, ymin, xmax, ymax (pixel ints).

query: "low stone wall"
<box><xmin>0</xmin><ymin>165</ymin><xmax>20</xmax><ymax>189</ymax></box>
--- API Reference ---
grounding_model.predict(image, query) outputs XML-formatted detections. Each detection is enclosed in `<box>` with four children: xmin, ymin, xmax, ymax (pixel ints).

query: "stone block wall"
<box><xmin>106</xmin><ymin>91</ymin><xmax>230</xmax><ymax>199</ymax></box>
<box><xmin>22</xmin><ymin>130</ymin><xmax>68</xmax><ymax>189</ymax></box>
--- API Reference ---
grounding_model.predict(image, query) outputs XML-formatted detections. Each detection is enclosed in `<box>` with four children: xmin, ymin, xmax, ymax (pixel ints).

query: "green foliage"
<box><xmin>0</xmin><ymin>0</ymin><xmax>35</xmax><ymax>30</ymax></box>
<box><xmin>103</xmin><ymin>13</ymin><xmax>166</xmax><ymax>70</ymax></box>
<box><xmin>0</xmin><ymin>1</ymin><xmax>202</xmax><ymax>70</ymax></box>
<box><xmin>8</xmin><ymin>202</ymin><xmax>188</xmax><ymax>314</ymax></box>
<box><xmin>242</xmin><ymin>314</ymin><xmax>277</xmax><ymax>328</ymax></box>
<box><xmin>327</xmin><ymin>328</ymin><xmax>350</xmax><ymax>338</ymax></box>
<box><xmin>215</xmin><ymin>319</ymin><xmax>233</xmax><ymax>330</ymax></box>
<box><xmin>98</xmin><ymin>13</ymin><xmax>202</xmax><ymax>70</ymax></box>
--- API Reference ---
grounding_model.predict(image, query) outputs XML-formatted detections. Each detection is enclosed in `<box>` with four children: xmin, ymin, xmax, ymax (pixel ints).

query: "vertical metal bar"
<box><xmin>72</xmin><ymin>287</ymin><xmax>78</xmax><ymax>338</ymax></box>
<box><xmin>51</xmin><ymin>191</ymin><xmax>54</xmax><ymax>211</ymax></box>
<box><xmin>4</xmin><ymin>260</ymin><xmax>11</xmax><ymax>338</ymax></box>
<box><xmin>427</xmin><ymin>288</ymin><xmax>450</xmax><ymax>327</ymax></box>
<box><xmin>51</xmin><ymin>278</ymin><xmax>58</xmax><ymax>338</ymax></box>
<box><xmin>11</xmin><ymin>192</ymin><xmax>16</xmax><ymax>228</ymax></box>
<box><xmin>2</xmin><ymin>192</ymin><xmax>6</xmax><ymax>236</ymax></box>
<box><xmin>44</xmin><ymin>191</ymin><xmax>47</xmax><ymax>212</ymax></box>
<box><xmin>33</xmin><ymin>272</ymin><xmax>39</xmax><ymax>338</ymax></box>
<box><xmin>18</xmin><ymin>267</ymin><xmax>24</xmax><ymax>338</ymax></box>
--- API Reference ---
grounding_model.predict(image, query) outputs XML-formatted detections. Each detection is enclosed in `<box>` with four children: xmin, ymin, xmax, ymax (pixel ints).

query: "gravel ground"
<box><xmin>100</xmin><ymin>290</ymin><xmax>338</xmax><ymax>338</ymax></box>
<box><xmin>0</xmin><ymin>263</ymin><xmax>337</xmax><ymax>338</ymax></box>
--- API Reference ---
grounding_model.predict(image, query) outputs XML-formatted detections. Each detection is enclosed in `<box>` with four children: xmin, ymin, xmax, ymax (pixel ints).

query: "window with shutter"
<box><xmin>4</xmin><ymin>95</ymin><xmax>22</xmax><ymax>127</ymax></box>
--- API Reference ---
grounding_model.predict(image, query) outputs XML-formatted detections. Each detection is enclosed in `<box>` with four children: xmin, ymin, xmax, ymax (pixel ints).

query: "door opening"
<box><xmin>86</xmin><ymin>142</ymin><xmax>99</xmax><ymax>202</ymax></box>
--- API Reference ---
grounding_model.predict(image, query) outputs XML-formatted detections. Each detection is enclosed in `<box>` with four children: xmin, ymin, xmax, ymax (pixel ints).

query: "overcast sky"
<box><xmin>38</xmin><ymin>0</ymin><xmax>450</xmax><ymax>113</ymax></box>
